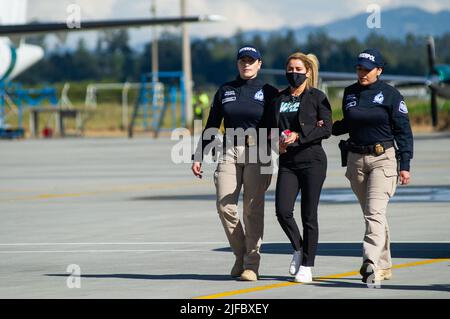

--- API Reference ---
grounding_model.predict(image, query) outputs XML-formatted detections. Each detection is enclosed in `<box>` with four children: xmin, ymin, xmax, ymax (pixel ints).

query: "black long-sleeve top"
<box><xmin>263</xmin><ymin>87</ymin><xmax>332</xmax><ymax>165</ymax></box>
<box><xmin>193</xmin><ymin>76</ymin><xmax>278</xmax><ymax>161</ymax></box>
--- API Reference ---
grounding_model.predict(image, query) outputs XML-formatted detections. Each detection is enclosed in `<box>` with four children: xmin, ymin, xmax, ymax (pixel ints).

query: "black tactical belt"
<box><xmin>348</xmin><ymin>140</ymin><xmax>394</xmax><ymax>156</ymax></box>
<box><xmin>225</xmin><ymin>135</ymin><xmax>258</xmax><ymax>147</ymax></box>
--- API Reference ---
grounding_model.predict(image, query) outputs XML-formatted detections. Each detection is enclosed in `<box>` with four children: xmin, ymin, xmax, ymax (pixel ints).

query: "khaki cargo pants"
<box><xmin>345</xmin><ymin>147</ymin><xmax>398</xmax><ymax>270</ymax></box>
<box><xmin>214</xmin><ymin>145</ymin><xmax>272</xmax><ymax>273</ymax></box>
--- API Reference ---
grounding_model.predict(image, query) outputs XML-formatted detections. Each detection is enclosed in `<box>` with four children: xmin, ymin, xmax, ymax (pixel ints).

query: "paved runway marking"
<box><xmin>1</xmin><ymin>240</ymin><xmax>448</xmax><ymax>246</ymax></box>
<box><xmin>0</xmin><ymin>242</ymin><xmax>229</xmax><ymax>246</ymax></box>
<box><xmin>194</xmin><ymin>258</ymin><xmax>450</xmax><ymax>299</ymax></box>
<box><xmin>0</xmin><ymin>250</ymin><xmax>207</xmax><ymax>253</ymax></box>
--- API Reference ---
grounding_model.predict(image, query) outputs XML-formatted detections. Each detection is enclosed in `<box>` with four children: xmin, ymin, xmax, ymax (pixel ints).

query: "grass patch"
<box><xmin>2</xmin><ymin>82</ymin><xmax>450</xmax><ymax>135</ymax></box>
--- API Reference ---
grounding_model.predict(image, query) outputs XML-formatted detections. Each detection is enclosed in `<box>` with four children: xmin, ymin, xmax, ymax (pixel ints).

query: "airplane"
<box><xmin>0</xmin><ymin>0</ymin><xmax>221</xmax><ymax>82</ymax></box>
<box><xmin>261</xmin><ymin>36</ymin><xmax>450</xmax><ymax>128</ymax></box>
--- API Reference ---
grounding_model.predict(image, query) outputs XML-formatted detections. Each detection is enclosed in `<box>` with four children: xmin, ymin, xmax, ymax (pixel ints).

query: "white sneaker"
<box><xmin>294</xmin><ymin>266</ymin><xmax>313</xmax><ymax>283</ymax></box>
<box><xmin>289</xmin><ymin>251</ymin><xmax>302</xmax><ymax>275</ymax></box>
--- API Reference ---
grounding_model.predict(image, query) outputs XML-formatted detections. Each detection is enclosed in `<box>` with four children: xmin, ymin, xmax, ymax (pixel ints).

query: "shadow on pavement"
<box><xmin>131</xmin><ymin>185</ymin><xmax>450</xmax><ymax>204</ymax></box>
<box><xmin>44</xmin><ymin>243</ymin><xmax>449</xmax><ymax>285</ymax></box>
<box><xmin>214</xmin><ymin>242</ymin><xmax>450</xmax><ymax>259</ymax></box>
<box><xmin>312</xmin><ymin>279</ymin><xmax>450</xmax><ymax>292</ymax></box>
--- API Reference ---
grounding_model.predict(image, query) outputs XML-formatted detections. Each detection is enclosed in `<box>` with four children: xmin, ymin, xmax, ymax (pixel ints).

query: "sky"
<box><xmin>26</xmin><ymin>0</ymin><xmax>450</xmax><ymax>49</ymax></box>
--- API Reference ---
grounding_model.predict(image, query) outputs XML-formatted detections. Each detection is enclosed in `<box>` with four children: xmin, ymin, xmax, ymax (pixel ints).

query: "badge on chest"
<box><xmin>254</xmin><ymin>89</ymin><xmax>264</xmax><ymax>102</ymax></box>
<box><xmin>373</xmin><ymin>91</ymin><xmax>384</xmax><ymax>104</ymax></box>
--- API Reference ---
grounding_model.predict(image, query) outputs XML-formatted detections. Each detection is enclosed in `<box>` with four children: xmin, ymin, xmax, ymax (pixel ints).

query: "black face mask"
<box><xmin>286</xmin><ymin>72</ymin><xmax>307</xmax><ymax>88</ymax></box>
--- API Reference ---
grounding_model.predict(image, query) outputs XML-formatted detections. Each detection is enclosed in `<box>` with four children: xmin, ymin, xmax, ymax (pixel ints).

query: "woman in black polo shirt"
<box><xmin>191</xmin><ymin>46</ymin><xmax>278</xmax><ymax>281</ymax></box>
<box><xmin>332</xmin><ymin>49</ymin><xmax>413</xmax><ymax>283</ymax></box>
<box><xmin>265</xmin><ymin>52</ymin><xmax>332</xmax><ymax>283</ymax></box>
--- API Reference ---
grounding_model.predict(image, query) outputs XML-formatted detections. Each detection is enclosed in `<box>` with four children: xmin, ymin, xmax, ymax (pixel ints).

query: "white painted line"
<box><xmin>0</xmin><ymin>242</ymin><xmax>229</xmax><ymax>246</ymax></box>
<box><xmin>0</xmin><ymin>249</ymin><xmax>208</xmax><ymax>254</ymax></box>
<box><xmin>0</xmin><ymin>241</ymin><xmax>448</xmax><ymax>246</ymax></box>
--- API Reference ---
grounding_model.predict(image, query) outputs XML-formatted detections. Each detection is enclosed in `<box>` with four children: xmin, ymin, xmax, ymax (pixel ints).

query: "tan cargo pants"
<box><xmin>345</xmin><ymin>147</ymin><xmax>398</xmax><ymax>270</ymax></box>
<box><xmin>214</xmin><ymin>145</ymin><xmax>272</xmax><ymax>273</ymax></box>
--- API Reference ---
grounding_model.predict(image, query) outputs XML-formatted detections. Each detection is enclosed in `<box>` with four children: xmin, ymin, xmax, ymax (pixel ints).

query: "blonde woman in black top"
<box><xmin>265</xmin><ymin>52</ymin><xmax>332</xmax><ymax>283</ymax></box>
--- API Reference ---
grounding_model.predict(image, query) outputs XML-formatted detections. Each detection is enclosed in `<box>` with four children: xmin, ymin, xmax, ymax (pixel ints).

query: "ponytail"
<box><xmin>286</xmin><ymin>52</ymin><xmax>320</xmax><ymax>89</ymax></box>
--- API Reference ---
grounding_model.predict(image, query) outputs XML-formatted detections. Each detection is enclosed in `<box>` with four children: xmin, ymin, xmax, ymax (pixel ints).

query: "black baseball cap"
<box><xmin>237</xmin><ymin>45</ymin><xmax>261</xmax><ymax>60</ymax></box>
<box><xmin>356</xmin><ymin>48</ymin><xmax>386</xmax><ymax>70</ymax></box>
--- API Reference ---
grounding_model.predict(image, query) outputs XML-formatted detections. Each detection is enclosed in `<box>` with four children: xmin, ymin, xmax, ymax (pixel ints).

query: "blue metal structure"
<box><xmin>0</xmin><ymin>81</ymin><xmax>58</xmax><ymax>139</ymax></box>
<box><xmin>132</xmin><ymin>71</ymin><xmax>185</xmax><ymax>135</ymax></box>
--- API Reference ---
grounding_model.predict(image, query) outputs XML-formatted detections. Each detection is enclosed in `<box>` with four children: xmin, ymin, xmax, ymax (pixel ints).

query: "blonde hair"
<box><xmin>285</xmin><ymin>52</ymin><xmax>320</xmax><ymax>89</ymax></box>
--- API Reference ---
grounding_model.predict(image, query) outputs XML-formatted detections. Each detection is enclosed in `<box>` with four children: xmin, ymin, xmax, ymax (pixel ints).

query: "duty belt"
<box><xmin>225</xmin><ymin>135</ymin><xmax>258</xmax><ymax>147</ymax></box>
<box><xmin>348</xmin><ymin>140</ymin><xmax>394</xmax><ymax>156</ymax></box>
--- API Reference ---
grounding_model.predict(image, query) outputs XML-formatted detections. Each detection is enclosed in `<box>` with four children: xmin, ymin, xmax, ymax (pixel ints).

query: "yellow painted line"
<box><xmin>390</xmin><ymin>258</ymin><xmax>450</xmax><ymax>270</ymax></box>
<box><xmin>194</xmin><ymin>258</ymin><xmax>450</xmax><ymax>299</ymax></box>
<box><xmin>314</xmin><ymin>270</ymin><xmax>361</xmax><ymax>280</ymax></box>
<box><xmin>196</xmin><ymin>282</ymin><xmax>300</xmax><ymax>299</ymax></box>
<box><xmin>0</xmin><ymin>180</ymin><xmax>211</xmax><ymax>202</ymax></box>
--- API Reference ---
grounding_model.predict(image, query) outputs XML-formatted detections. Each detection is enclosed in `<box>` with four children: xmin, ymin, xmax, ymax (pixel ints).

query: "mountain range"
<box><xmin>243</xmin><ymin>6</ymin><xmax>450</xmax><ymax>42</ymax></box>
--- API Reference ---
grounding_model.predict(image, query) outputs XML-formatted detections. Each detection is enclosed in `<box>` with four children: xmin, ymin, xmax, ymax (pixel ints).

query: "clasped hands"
<box><xmin>279</xmin><ymin>120</ymin><xmax>324</xmax><ymax>154</ymax></box>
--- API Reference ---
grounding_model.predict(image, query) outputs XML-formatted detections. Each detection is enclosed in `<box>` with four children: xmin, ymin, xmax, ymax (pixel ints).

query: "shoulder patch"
<box><xmin>399</xmin><ymin>100</ymin><xmax>408</xmax><ymax>114</ymax></box>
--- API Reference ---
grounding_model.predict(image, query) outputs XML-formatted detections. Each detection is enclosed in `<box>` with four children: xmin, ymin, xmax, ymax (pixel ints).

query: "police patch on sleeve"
<box><xmin>399</xmin><ymin>100</ymin><xmax>408</xmax><ymax>114</ymax></box>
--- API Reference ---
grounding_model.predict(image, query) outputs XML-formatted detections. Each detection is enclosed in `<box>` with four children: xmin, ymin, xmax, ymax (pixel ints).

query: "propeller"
<box><xmin>427</xmin><ymin>36</ymin><xmax>438</xmax><ymax>127</ymax></box>
<box><xmin>427</xmin><ymin>36</ymin><xmax>437</xmax><ymax>75</ymax></box>
<box><xmin>430</xmin><ymin>89</ymin><xmax>438</xmax><ymax>127</ymax></box>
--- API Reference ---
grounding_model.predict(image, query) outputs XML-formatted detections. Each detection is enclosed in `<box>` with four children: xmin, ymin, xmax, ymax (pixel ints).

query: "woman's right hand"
<box><xmin>191</xmin><ymin>162</ymin><xmax>203</xmax><ymax>179</ymax></box>
<box><xmin>399</xmin><ymin>170</ymin><xmax>411</xmax><ymax>185</ymax></box>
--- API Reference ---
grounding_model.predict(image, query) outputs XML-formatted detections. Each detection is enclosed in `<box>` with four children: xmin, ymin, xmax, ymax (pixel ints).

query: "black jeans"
<box><xmin>275</xmin><ymin>148</ymin><xmax>327</xmax><ymax>267</ymax></box>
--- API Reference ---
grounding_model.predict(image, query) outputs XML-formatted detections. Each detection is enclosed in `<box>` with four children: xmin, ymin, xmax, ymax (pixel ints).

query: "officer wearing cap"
<box><xmin>191</xmin><ymin>45</ymin><xmax>278</xmax><ymax>281</ymax></box>
<box><xmin>332</xmin><ymin>48</ymin><xmax>414</xmax><ymax>283</ymax></box>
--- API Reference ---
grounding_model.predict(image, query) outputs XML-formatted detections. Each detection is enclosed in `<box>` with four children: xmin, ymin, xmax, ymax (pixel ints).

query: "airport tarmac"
<box><xmin>0</xmin><ymin>133</ymin><xmax>449</xmax><ymax>299</ymax></box>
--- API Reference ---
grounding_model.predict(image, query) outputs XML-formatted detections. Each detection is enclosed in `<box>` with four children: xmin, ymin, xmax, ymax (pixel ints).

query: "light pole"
<box><xmin>151</xmin><ymin>0</ymin><xmax>158</xmax><ymax>83</ymax></box>
<box><xmin>180</xmin><ymin>0</ymin><xmax>193</xmax><ymax>130</ymax></box>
